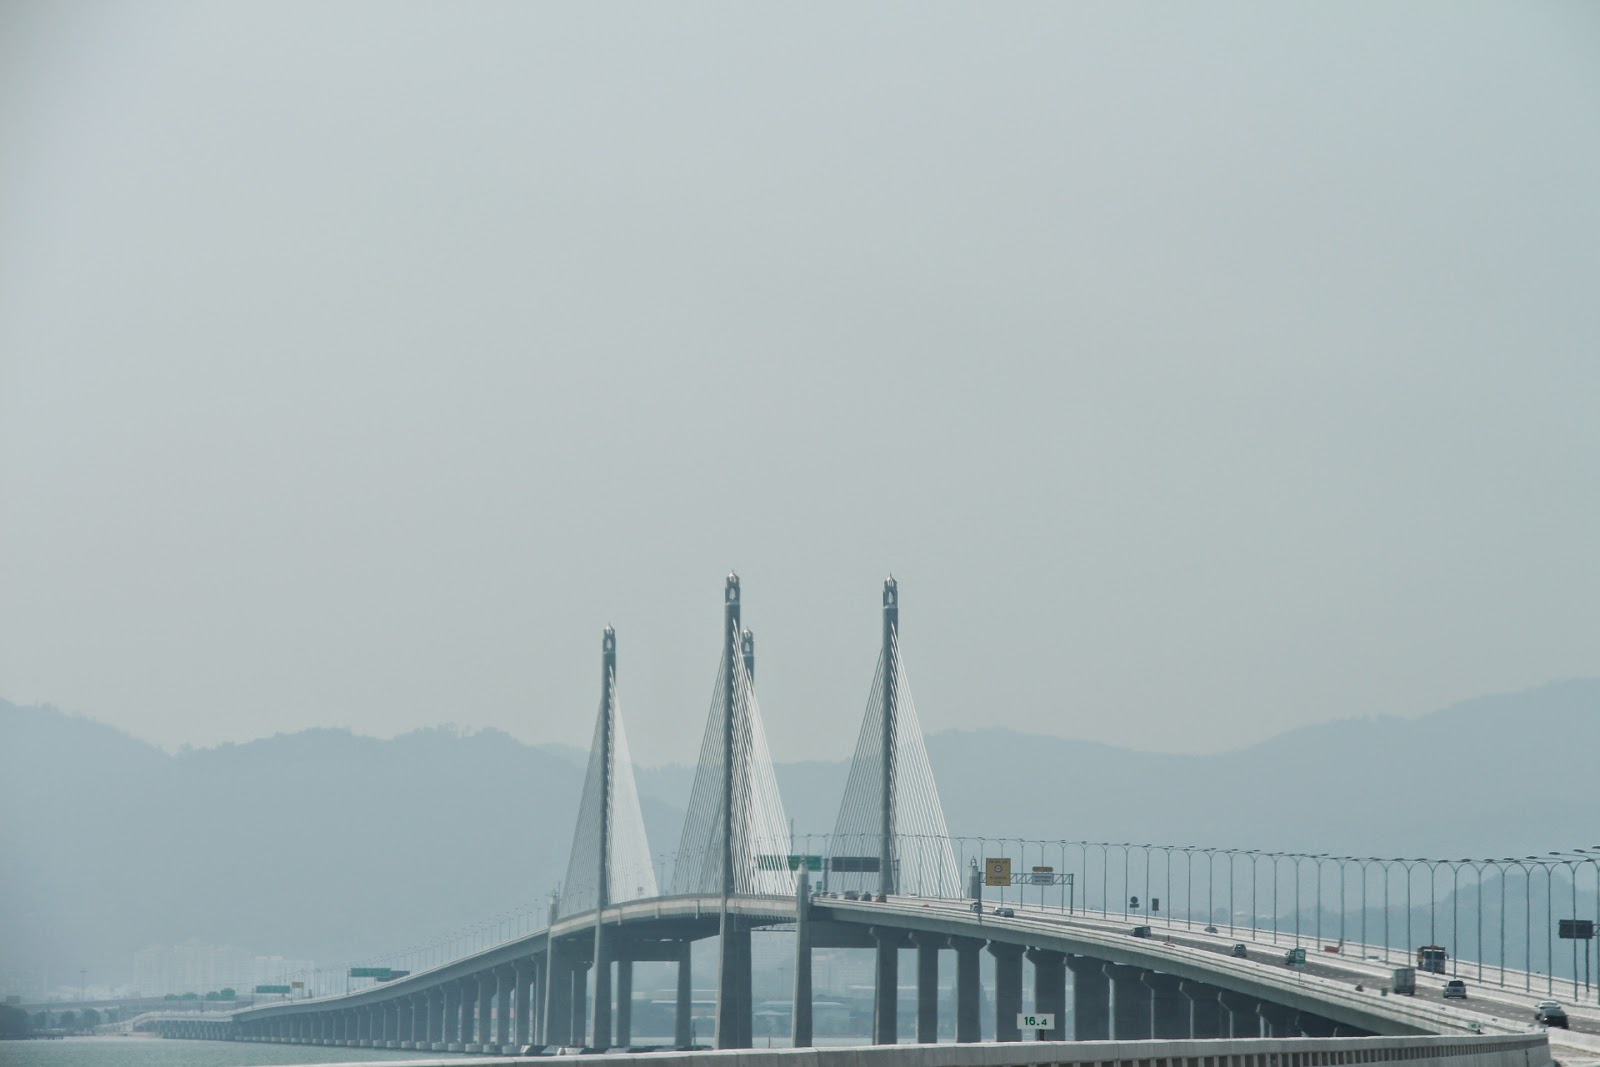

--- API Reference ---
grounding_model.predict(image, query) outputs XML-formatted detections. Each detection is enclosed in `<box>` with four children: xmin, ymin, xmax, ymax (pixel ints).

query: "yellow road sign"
<box><xmin>985</xmin><ymin>857</ymin><xmax>1012</xmax><ymax>886</ymax></box>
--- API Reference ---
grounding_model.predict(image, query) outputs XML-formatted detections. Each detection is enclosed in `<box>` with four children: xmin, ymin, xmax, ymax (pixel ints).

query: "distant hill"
<box><xmin>923</xmin><ymin>678</ymin><xmax>1600</xmax><ymax>857</ymax></box>
<box><xmin>1</xmin><ymin>679</ymin><xmax>1594</xmax><ymax>994</ymax></box>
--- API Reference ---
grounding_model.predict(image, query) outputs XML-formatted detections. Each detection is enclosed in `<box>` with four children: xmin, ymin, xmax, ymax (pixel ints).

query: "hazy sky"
<box><xmin>2</xmin><ymin>2</ymin><xmax>1596</xmax><ymax>765</ymax></box>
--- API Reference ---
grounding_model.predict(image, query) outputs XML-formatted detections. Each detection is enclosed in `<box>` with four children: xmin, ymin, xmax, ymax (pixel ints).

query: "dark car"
<box><xmin>1230</xmin><ymin>943</ymin><xmax>1248</xmax><ymax>958</ymax></box>
<box><xmin>1442</xmin><ymin>980</ymin><xmax>1467</xmax><ymax>999</ymax></box>
<box><xmin>996</xmin><ymin>907</ymin><xmax>1015</xmax><ymax>918</ymax></box>
<box><xmin>1536</xmin><ymin>1003</ymin><xmax>1568</xmax><ymax>1028</ymax></box>
<box><xmin>1131</xmin><ymin>925</ymin><xmax>1153</xmax><ymax>938</ymax></box>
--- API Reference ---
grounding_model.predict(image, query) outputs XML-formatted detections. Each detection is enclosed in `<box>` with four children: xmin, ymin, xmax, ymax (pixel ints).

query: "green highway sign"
<box><xmin>254</xmin><ymin>985</ymin><xmax>291</xmax><ymax>994</ymax></box>
<box><xmin>349</xmin><ymin>967</ymin><xmax>392</xmax><ymax>979</ymax></box>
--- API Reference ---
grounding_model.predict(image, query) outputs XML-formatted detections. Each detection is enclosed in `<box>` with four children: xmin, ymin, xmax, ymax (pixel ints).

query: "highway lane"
<box><xmin>856</xmin><ymin>895</ymin><xmax>1598</xmax><ymax>1063</ymax></box>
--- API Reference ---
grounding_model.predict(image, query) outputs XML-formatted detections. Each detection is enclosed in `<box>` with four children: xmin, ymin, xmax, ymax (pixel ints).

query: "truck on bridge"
<box><xmin>1417</xmin><ymin>945</ymin><xmax>1448</xmax><ymax>974</ymax></box>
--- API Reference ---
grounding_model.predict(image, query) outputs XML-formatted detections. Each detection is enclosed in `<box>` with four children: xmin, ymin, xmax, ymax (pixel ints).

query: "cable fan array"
<box><xmin>561</xmin><ymin>665</ymin><xmax>658</xmax><ymax>915</ymax></box>
<box><xmin>827</xmin><ymin>627</ymin><xmax>960</xmax><ymax>898</ymax></box>
<box><xmin>670</xmin><ymin>623</ymin><xmax>795</xmax><ymax>897</ymax></box>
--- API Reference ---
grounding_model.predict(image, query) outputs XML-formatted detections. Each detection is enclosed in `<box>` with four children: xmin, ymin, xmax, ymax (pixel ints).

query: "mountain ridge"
<box><xmin>1</xmin><ymin>679</ymin><xmax>1593</xmax><ymax>995</ymax></box>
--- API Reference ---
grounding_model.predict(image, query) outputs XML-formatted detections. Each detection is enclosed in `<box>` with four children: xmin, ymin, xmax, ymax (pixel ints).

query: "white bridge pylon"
<box><xmin>561</xmin><ymin>627</ymin><xmax>658</xmax><ymax>916</ymax></box>
<box><xmin>828</xmin><ymin>577</ymin><xmax>960</xmax><ymax>899</ymax></box>
<box><xmin>672</xmin><ymin>574</ymin><xmax>793</xmax><ymax>897</ymax></box>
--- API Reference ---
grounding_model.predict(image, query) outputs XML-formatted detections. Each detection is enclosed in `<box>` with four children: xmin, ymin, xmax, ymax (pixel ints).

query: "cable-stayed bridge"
<box><xmin>144</xmin><ymin>576</ymin><xmax>1592</xmax><ymax>1066</ymax></box>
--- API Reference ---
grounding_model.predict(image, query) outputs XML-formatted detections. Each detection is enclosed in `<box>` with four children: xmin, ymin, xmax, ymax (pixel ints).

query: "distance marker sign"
<box><xmin>1019</xmin><ymin>1013</ymin><xmax>1055</xmax><ymax>1030</ymax></box>
<box><xmin>985</xmin><ymin>857</ymin><xmax>1012</xmax><ymax>886</ymax></box>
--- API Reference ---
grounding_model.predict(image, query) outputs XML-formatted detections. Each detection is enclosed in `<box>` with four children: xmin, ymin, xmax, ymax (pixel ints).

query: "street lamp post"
<box><xmin>1184</xmin><ymin>847</ymin><xmax>1196</xmax><ymax>929</ymax></box>
<box><xmin>1313</xmin><ymin>854</ymin><xmax>1331</xmax><ymax>949</ymax></box>
<box><xmin>1559</xmin><ymin>847</ymin><xmax>1600</xmax><ymax>1003</ymax></box>
<box><xmin>1248</xmin><ymin>851</ymin><xmax>1263</xmax><ymax>942</ymax></box>
<box><xmin>1550</xmin><ymin>852</ymin><xmax>1582</xmax><ymax>1001</ymax></box>
<box><xmin>1528</xmin><ymin>856</ymin><xmax>1555</xmax><ymax>996</ymax></box>
<box><xmin>1293</xmin><ymin>853</ymin><xmax>1306</xmax><ymax>946</ymax></box>
<box><xmin>1224</xmin><ymin>850</ymin><xmax>1242</xmax><ymax>936</ymax></box>
<box><xmin>1160</xmin><ymin>845</ymin><xmax>1176</xmax><ymax>929</ymax></box>
<box><xmin>1121</xmin><ymin>843</ymin><xmax>1132</xmax><ymax>919</ymax></box>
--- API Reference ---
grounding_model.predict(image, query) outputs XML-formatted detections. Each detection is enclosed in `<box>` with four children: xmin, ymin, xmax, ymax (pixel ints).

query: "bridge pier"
<box><xmin>546</xmin><ymin>940</ymin><xmax>575</xmax><ymax>1046</ymax></box>
<box><xmin>477</xmin><ymin>970</ymin><xmax>496</xmax><ymax>1051</ymax></box>
<box><xmin>571</xmin><ymin>959</ymin><xmax>591</xmax><ymax>1047</ymax></box>
<box><xmin>445</xmin><ymin>978</ymin><xmax>464</xmax><ymax>1050</ymax></box>
<box><xmin>512</xmin><ymin>958</ymin><xmax>534</xmax><ymax>1048</ymax></box>
<box><xmin>1105</xmin><ymin>963</ymin><xmax>1152</xmax><ymax>1040</ymax></box>
<box><xmin>1216</xmin><ymin>988</ymin><xmax>1258</xmax><ymax>1037</ymax></box>
<box><xmin>989</xmin><ymin>941</ymin><xmax>1024</xmax><ymax>1041</ymax></box>
<box><xmin>1144</xmin><ymin>971</ymin><xmax>1186</xmax><ymax>1039</ymax></box>
<box><xmin>492</xmin><ymin>964</ymin><xmax>510</xmax><ymax>1051</ymax></box>
<box><xmin>459</xmin><ymin>975</ymin><xmax>476</xmax><ymax>1050</ymax></box>
<box><xmin>1066</xmin><ymin>954</ymin><xmax>1110</xmax><ymax>1040</ymax></box>
<box><xmin>1180</xmin><ymin>979</ymin><xmax>1224</xmax><ymax>1038</ymax></box>
<box><xmin>873</xmin><ymin>927</ymin><xmax>909</xmax><ymax>1043</ymax></box>
<box><xmin>913</xmin><ymin>932</ymin><xmax>944</xmax><ymax>1043</ymax></box>
<box><xmin>615</xmin><ymin>957</ymin><xmax>633</xmax><ymax>1047</ymax></box>
<box><xmin>674</xmin><ymin>941</ymin><xmax>693</xmax><ymax>1047</ymax></box>
<box><xmin>1257</xmin><ymin>999</ymin><xmax>1295</xmax><ymax>1037</ymax></box>
<box><xmin>1028</xmin><ymin>948</ymin><xmax>1067</xmax><ymax>1041</ymax></box>
<box><xmin>793</xmin><ymin>874</ymin><xmax>814</xmax><ymax>1048</ymax></box>
<box><xmin>593</xmin><ymin>945</ymin><xmax>613</xmax><ymax>1048</ymax></box>
<box><xmin>716</xmin><ymin>921</ymin><xmax>751</xmax><ymax>1048</ymax></box>
<box><xmin>951</xmin><ymin>935</ymin><xmax>983</xmax><ymax>1042</ymax></box>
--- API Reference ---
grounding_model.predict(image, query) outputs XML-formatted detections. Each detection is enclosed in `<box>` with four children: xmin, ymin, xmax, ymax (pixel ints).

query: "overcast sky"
<box><xmin>2</xmin><ymin>2</ymin><xmax>1596</xmax><ymax>765</ymax></box>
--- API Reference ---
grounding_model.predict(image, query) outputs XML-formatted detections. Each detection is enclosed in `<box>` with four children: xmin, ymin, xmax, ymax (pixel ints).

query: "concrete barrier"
<box><xmin>249</xmin><ymin>1033</ymin><xmax>1550</xmax><ymax>1067</ymax></box>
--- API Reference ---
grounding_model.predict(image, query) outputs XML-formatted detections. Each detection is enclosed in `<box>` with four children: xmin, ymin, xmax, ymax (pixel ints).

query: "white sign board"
<box><xmin>1018</xmin><ymin>1013</ymin><xmax>1055</xmax><ymax>1030</ymax></box>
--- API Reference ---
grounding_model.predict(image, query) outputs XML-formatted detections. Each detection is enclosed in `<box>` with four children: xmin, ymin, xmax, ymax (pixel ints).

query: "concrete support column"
<box><xmin>1027</xmin><ymin>948</ymin><xmax>1067</xmax><ymax>1041</ymax></box>
<box><xmin>1066</xmin><ymin>954</ymin><xmax>1110</xmax><ymax>1040</ymax></box>
<box><xmin>716</xmin><ymin>921</ymin><xmax>751</xmax><ymax>1049</ymax></box>
<box><xmin>1216</xmin><ymin>989</ymin><xmax>1259</xmax><ymax>1038</ymax></box>
<box><xmin>912</xmin><ymin>932</ymin><xmax>944</xmax><ymax>1044</ymax></box>
<box><xmin>529</xmin><ymin>954</ymin><xmax>545</xmax><ymax>1046</ymax></box>
<box><xmin>512</xmin><ymin>960</ymin><xmax>533</xmax><ymax>1048</ymax></box>
<box><xmin>792</xmin><ymin>879</ymin><xmax>814</xmax><ymax>1050</ymax></box>
<box><xmin>592</xmin><ymin>949</ymin><xmax>612</xmax><ymax>1049</ymax></box>
<box><xmin>1143</xmin><ymin>972</ymin><xmax>1186</xmax><ymax>1039</ymax></box>
<box><xmin>434</xmin><ymin>985</ymin><xmax>450</xmax><ymax>1049</ymax></box>
<box><xmin>1104</xmin><ymin>963</ymin><xmax>1151</xmax><ymax>1040</ymax></box>
<box><xmin>479</xmin><ymin>972</ymin><xmax>497</xmax><ymax>1050</ymax></box>
<box><xmin>546</xmin><ymin>944</ymin><xmax>574</xmax><ymax>1047</ymax></box>
<box><xmin>462</xmin><ymin>976</ymin><xmax>480</xmax><ymax>1049</ymax></box>
<box><xmin>871</xmin><ymin>926</ymin><xmax>907</xmax><ymax>1044</ymax></box>
<box><xmin>674</xmin><ymin>941</ymin><xmax>693</xmax><ymax>1047</ymax></box>
<box><xmin>615</xmin><ymin>958</ymin><xmax>633</xmax><ymax>1047</ymax></box>
<box><xmin>1178</xmin><ymin>979</ymin><xmax>1224</xmax><ymax>1039</ymax></box>
<box><xmin>496</xmin><ymin>965</ymin><xmax>514</xmax><ymax>1049</ymax></box>
<box><xmin>570</xmin><ymin>961</ymin><xmax>590</xmax><ymax>1047</ymax></box>
<box><xmin>988</xmin><ymin>941</ymin><xmax>1024</xmax><ymax>1042</ymax></box>
<box><xmin>1256</xmin><ymin>1000</ymin><xmax>1294</xmax><ymax>1038</ymax></box>
<box><xmin>446</xmin><ymin>981</ymin><xmax>464</xmax><ymax>1048</ymax></box>
<box><xmin>950</xmin><ymin>936</ymin><xmax>984</xmax><ymax>1043</ymax></box>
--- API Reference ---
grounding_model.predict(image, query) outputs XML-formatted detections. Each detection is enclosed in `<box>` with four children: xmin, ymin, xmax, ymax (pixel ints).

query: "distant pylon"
<box><xmin>670</xmin><ymin>575</ymin><xmax>792</xmax><ymax>897</ymax></box>
<box><xmin>828</xmin><ymin>578</ymin><xmax>959</xmax><ymax>898</ymax></box>
<box><xmin>561</xmin><ymin>627</ymin><xmax>658</xmax><ymax>914</ymax></box>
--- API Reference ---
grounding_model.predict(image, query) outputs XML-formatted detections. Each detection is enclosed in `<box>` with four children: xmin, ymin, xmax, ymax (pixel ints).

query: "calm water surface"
<box><xmin>0</xmin><ymin>1036</ymin><xmax>441</xmax><ymax>1067</ymax></box>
